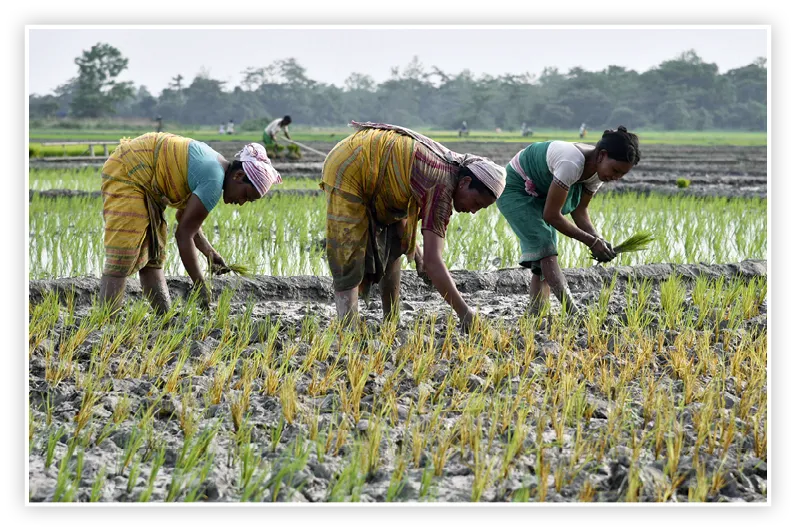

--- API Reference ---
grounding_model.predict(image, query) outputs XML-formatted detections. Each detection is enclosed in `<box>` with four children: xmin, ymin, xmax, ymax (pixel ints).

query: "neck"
<box><xmin>219</xmin><ymin>157</ymin><xmax>232</xmax><ymax>187</ymax></box>
<box><xmin>578</xmin><ymin>145</ymin><xmax>598</xmax><ymax>178</ymax></box>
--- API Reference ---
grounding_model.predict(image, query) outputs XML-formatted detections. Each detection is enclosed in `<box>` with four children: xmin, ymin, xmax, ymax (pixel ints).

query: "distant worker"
<box><xmin>458</xmin><ymin>120</ymin><xmax>469</xmax><ymax>138</ymax></box>
<box><xmin>579</xmin><ymin>123</ymin><xmax>587</xmax><ymax>139</ymax></box>
<box><xmin>521</xmin><ymin>122</ymin><xmax>534</xmax><ymax>137</ymax></box>
<box><xmin>226</xmin><ymin>119</ymin><xmax>235</xmax><ymax>135</ymax></box>
<box><xmin>263</xmin><ymin>115</ymin><xmax>293</xmax><ymax>148</ymax></box>
<box><xmin>155</xmin><ymin>116</ymin><xmax>163</xmax><ymax>133</ymax></box>
<box><xmin>218</xmin><ymin>124</ymin><xmax>226</xmax><ymax>135</ymax></box>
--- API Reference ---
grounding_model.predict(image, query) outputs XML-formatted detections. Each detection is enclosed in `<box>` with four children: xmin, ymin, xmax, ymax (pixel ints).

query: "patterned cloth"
<box><xmin>100</xmin><ymin>133</ymin><xmax>193</xmax><ymax>277</ymax></box>
<box><xmin>349</xmin><ymin>121</ymin><xmax>506</xmax><ymax>197</ymax></box>
<box><xmin>321</xmin><ymin>128</ymin><xmax>458</xmax><ymax>292</ymax></box>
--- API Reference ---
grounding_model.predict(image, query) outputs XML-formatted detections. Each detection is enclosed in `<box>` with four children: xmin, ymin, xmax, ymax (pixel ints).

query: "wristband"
<box><xmin>588</xmin><ymin>236</ymin><xmax>602</xmax><ymax>250</ymax></box>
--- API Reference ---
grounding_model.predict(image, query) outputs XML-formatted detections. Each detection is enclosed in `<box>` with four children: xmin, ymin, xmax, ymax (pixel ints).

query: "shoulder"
<box><xmin>547</xmin><ymin>141</ymin><xmax>585</xmax><ymax>164</ymax></box>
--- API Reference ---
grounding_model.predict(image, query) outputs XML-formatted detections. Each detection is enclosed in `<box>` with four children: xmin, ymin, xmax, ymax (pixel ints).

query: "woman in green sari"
<box><xmin>497</xmin><ymin>126</ymin><xmax>641</xmax><ymax>314</ymax></box>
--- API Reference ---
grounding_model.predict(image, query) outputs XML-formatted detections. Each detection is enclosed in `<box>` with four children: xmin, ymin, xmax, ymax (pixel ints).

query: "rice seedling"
<box><xmin>165</xmin><ymin>422</ymin><xmax>220</xmax><ymax>502</ymax></box>
<box><xmin>385</xmin><ymin>450</ymin><xmax>409</xmax><ymax>502</ymax></box>
<box><xmin>44</xmin><ymin>425</ymin><xmax>66</xmax><ymax>469</ymax></box>
<box><xmin>28</xmin><ymin>245</ymin><xmax>767</xmax><ymax>503</ymax></box>
<box><xmin>29</xmin><ymin>191</ymin><xmax>766</xmax><ymax>278</ymax></box>
<box><xmin>89</xmin><ymin>466</ymin><xmax>107</xmax><ymax>502</ymax></box>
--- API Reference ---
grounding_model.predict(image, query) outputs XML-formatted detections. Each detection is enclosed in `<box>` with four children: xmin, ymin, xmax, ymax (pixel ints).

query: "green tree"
<box><xmin>70</xmin><ymin>43</ymin><xmax>135</xmax><ymax>118</ymax></box>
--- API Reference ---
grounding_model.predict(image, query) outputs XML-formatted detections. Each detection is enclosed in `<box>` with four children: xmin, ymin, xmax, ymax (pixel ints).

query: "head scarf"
<box><xmin>459</xmin><ymin>156</ymin><xmax>506</xmax><ymax>198</ymax></box>
<box><xmin>349</xmin><ymin>121</ymin><xmax>506</xmax><ymax>198</ymax></box>
<box><xmin>235</xmin><ymin>143</ymin><xmax>282</xmax><ymax>197</ymax></box>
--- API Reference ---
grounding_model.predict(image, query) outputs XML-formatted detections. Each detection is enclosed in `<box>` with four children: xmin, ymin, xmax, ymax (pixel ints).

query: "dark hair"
<box><xmin>595</xmin><ymin>125</ymin><xmax>641</xmax><ymax>165</ymax></box>
<box><xmin>459</xmin><ymin>166</ymin><xmax>496</xmax><ymax>199</ymax></box>
<box><xmin>282</xmin><ymin>115</ymin><xmax>292</xmax><ymax>124</ymax></box>
<box><xmin>227</xmin><ymin>160</ymin><xmax>254</xmax><ymax>186</ymax></box>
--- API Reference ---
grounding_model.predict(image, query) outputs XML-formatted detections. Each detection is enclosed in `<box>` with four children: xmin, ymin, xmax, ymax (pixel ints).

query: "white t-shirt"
<box><xmin>265</xmin><ymin>118</ymin><xmax>287</xmax><ymax>137</ymax></box>
<box><xmin>547</xmin><ymin>141</ymin><xmax>602</xmax><ymax>194</ymax></box>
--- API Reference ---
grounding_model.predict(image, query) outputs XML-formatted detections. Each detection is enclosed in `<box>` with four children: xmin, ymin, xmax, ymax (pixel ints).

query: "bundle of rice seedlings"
<box><xmin>207</xmin><ymin>256</ymin><xmax>254</xmax><ymax>277</ymax></box>
<box><xmin>226</xmin><ymin>263</ymin><xmax>253</xmax><ymax>277</ymax></box>
<box><xmin>592</xmin><ymin>231</ymin><xmax>655</xmax><ymax>262</ymax></box>
<box><xmin>613</xmin><ymin>231</ymin><xmax>655</xmax><ymax>254</ymax></box>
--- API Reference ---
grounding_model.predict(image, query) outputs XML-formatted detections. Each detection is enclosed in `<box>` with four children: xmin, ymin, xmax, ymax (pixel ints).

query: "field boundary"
<box><xmin>29</xmin><ymin>260</ymin><xmax>767</xmax><ymax>307</ymax></box>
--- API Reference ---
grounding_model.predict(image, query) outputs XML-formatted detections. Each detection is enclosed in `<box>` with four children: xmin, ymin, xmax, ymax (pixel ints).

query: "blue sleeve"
<box><xmin>187</xmin><ymin>142</ymin><xmax>225</xmax><ymax>212</ymax></box>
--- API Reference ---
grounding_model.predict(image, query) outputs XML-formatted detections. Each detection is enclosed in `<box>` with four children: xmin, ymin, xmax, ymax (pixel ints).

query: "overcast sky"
<box><xmin>27</xmin><ymin>26</ymin><xmax>768</xmax><ymax>96</ymax></box>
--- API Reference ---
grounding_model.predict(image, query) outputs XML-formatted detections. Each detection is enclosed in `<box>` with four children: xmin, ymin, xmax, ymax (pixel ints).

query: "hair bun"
<box><xmin>617</xmin><ymin>125</ymin><xmax>628</xmax><ymax>132</ymax></box>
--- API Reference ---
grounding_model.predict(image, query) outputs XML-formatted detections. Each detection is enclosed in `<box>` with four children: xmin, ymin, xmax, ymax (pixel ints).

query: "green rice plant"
<box><xmin>42</xmin><ymin>392</ymin><xmax>54</xmax><ymax>428</ymax></box>
<box><xmin>126</xmin><ymin>456</ymin><xmax>142</xmax><ymax>494</ymax></box>
<box><xmin>418</xmin><ymin>464</ymin><xmax>437</xmax><ymax>502</ymax></box>
<box><xmin>29</xmin><ymin>191</ymin><xmax>767</xmax><ymax>278</ymax></box>
<box><xmin>676</xmin><ymin>178</ymin><xmax>691</xmax><ymax>188</ymax></box>
<box><xmin>660</xmin><ymin>274</ymin><xmax>687</xmax><ymax>329</ymax></box>
<box><xmin>471</xmin><ymin>451</ymin><xmax>498</xmax><ymax>502</ymax></box>
<box><xmin>385</xmin><ymin>450</ymin><xmax>409</xmax><ymax>502</ymax></box>
<box><xmin>326</xmin><ymin>444</ymin><xmax>367</xmax><ymax>502</ymax></box>
<box><xmin>236</xmin><ymin>422</ymin><xmax>269</xmax><ymax>501</ymax></box>
<box><xmin>89</xmin><ymin>465</ymin><xmax>107</xmax><ymax>502</ymax></box>
<box><xmin>166</xmin><ymin>423</ymin><xmax>220</xmax><ymax>502</ymax></box>
<box><xmin>578</xmin><ymin>480</ymin><xmax>597</xmax><ymax>502</ymax></box>
<box><xmin>29</xmin><ymin>290</ymin><xmax>60</xmax><ymax>352</ymax></box>
<box><xmin>44</xmin><ymin>425</ymin><xmax>66</xmax><ymax>469</ymax></box>
<box><xmin>211</xmin><ymin>287</ymin><xmax>235</xmax><ymax>330</ymax></box>
<box><xmin>536</xmin><ymin>450</ymin><xmax>551</xmax><ymax>502</ymax></box>
<box><xmin>624</xmin><ymin>279</ymin><xmax>654</xmax><ymax>332</ymax></box>
<box><xmin>613</xmin><ymin>231</ymin><xmax>656</xmax><ymax>254</ymax></box>
<box><xmin>138</xmin><ymin>446</ymin><xmax>166</xmax><ymax>502</ymax></box>
<box><xmin>73</xmin><ymin>378</ymin><xmax>104</xmax><ymax>437</ymax></box>
<box><xmin>52</xmin><ymin>438</ymin><xmax>79</xmax><ymax>502</ymax></box>
<box><xmin>116</xmin><ymin>425</ymin><xmax>146</xmax><ymax>475</ymax></box>
<box><xmin>279</xmin><ymin>374</ymin><xmax>299</xmax><ymax>425</ymax></box>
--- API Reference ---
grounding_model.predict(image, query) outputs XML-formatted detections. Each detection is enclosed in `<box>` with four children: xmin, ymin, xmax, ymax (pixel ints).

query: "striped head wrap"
<box><xmin>235</xmin><ymin>143</ymin><xmax>282</xmax><ymax>197</ymax></box>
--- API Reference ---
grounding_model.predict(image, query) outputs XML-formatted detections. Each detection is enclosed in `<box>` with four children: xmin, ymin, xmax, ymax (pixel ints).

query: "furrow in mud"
<box><xmin>29</xmin><ymin>260</ymin><xmax>766</xmax><ymax>308</ymax></box>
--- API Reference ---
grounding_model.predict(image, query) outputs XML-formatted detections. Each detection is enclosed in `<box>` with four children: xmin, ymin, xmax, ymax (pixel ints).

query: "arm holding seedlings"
<box><xmin>543</xmin><ymin>184</ymin><xmax>614</xmax><ymax>262</ymax></box>
<box><xmin>421</xmin><ymin>230</ymin><xmax>476</xmax><ymax>331</ymax></box>
<box><xmin>175</xmin><ymin>196</ymin><xmax>213</xmax><ymax>307</ymax></box>
<box><xmin>175</xmin><ymin>208</ymin><xmax>230</xmax><ymax>274</ymax></box>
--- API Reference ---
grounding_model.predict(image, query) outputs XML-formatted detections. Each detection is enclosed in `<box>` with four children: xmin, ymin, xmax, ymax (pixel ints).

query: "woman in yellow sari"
<box><xmin>99</xmin><ymin>132</ymin><xmax>281</xmax><ymax>313</ymax></box>
<box><xmin>321</xmin><ymin>121</ymin><xmax>506</xmax><ymax>331</ymax></box>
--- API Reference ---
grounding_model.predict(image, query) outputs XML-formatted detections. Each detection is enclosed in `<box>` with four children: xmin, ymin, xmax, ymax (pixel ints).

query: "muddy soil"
<box><xmin>28</xmin><ymin>261</ymin><xmax>767</xmax><ymax>503</ymax></box>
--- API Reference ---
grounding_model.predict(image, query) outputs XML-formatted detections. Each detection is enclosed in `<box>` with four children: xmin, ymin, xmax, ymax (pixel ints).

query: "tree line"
<box><xmin>29</xmin><ymin>43</ymin><xmax>767</xmax><ymax>131</ymax></box>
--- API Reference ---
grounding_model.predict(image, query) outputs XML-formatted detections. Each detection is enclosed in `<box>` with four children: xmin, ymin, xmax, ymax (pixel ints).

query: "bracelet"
<box><xmin>588</xmin><ymin>236</ymin><xmax>601</xmax><ymax>249</ymax></box>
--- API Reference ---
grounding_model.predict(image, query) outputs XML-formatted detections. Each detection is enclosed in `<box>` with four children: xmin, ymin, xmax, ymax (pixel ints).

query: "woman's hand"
<box><xmin>208</xmin><ymin>250</ymin><xmax>231</xmax><ymax>275</ymax></box>
<box><xmin>590</xmin><ymin>237</ymin><xmax>616</xmax><ymax>263</ymax></box>
<box><xmin>459</xmin><ymin>308</ymin><xmax>478</xmax><ymax>334</ymax></box>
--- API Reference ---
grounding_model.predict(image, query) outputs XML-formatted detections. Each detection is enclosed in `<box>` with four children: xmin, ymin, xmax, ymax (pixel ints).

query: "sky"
<box><xmin>27</xmin><ymin>26</ymin><xmax>768</xmax><ymax>96</ymax></box>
